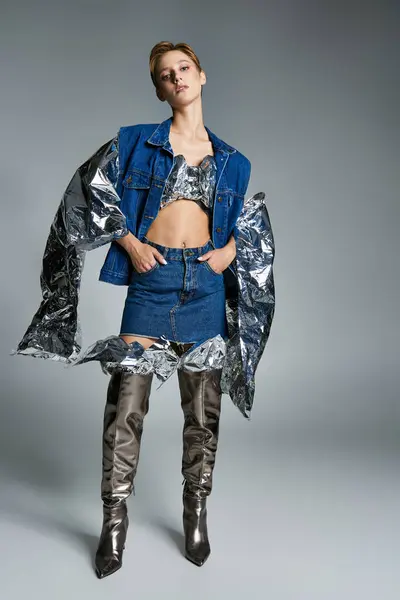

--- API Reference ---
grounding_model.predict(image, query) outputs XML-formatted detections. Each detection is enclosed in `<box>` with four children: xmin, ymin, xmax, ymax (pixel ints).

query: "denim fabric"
<box><xmin>119</xmin><ymin>237</ymin><xmax>228</xmax><ymax>346</ymax></box>
<box><xmin>99</xmin><ymin>116</ymin><xmax>251</xmax><ymax>287</ymax></box>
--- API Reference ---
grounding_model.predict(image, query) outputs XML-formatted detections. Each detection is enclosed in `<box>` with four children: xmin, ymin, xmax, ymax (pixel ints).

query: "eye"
<box><xmin>161</xmin><ymin>65</ymin><xmax>189</xmax><ymax>81</ymax></box>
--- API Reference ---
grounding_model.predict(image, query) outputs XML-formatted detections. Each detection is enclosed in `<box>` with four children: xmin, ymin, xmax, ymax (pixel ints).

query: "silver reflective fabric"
<box><xmin>10</xmin><ymin>135</ymin><xmax>127</xmax><ymax>363</ymax></box>
<box><xmin>11</xmin><ymin>134</ymin><xmax>275</xmax><ymax>420</ymax></box>
<box><xmin>221</xmin><ymin>191</ymin><xmax>275</xmax><ymax>417</ymax></box>
<box><xmin>69</xmin><ymin>334</ymin><xmax>227</xmax><ymax>389</ymax></box>
<box><xmin>160</xmin><ymin>154</ymin><xmax>217</xmax><ymax>213</ymax></box>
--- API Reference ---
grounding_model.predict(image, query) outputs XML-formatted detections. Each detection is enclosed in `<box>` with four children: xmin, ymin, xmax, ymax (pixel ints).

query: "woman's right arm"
<box><xmin>116</xmin><ymin>231</ymin><xmax>167</xmax><ymax>272</ymax></box>
<box><xmin>115</xmin><ymin>230</ymin><xmax>141</xmax><ymax>254</ymax></box>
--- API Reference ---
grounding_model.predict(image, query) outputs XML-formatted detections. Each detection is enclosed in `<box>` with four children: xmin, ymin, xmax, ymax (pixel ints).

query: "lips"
<box><xmin>176</xmin><ymin>85</ymin><xmax>188</xmax><ymax>92</ymax></box>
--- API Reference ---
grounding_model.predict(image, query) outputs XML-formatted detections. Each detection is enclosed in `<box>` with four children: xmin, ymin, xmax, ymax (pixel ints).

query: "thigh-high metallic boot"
<box><xmin>177</xmin><ymin>367</ymin><xmax>223</xmax><ymax>566</ymax></box>
<box><xmin>95</xmin><ymin>369</ymin><xmax>154</xmax><ymax>579</ymax></box>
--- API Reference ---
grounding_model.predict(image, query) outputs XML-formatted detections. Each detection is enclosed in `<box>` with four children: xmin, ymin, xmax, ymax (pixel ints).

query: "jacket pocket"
<box><xmin>123</xmin><ymin>168</ymin><xmax>152</xmax><ymax>189</ymax></box>
<box><xmin>121</xmin><ymin>168</ymin><xmax>152</xmax><ymax>228</ymax></box>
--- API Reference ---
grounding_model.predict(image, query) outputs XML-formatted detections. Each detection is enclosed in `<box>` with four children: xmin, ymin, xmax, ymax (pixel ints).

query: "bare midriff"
<box><xmin>145</xmin><ymin>198</ymin><xmax>211</xmax><ymax>248</ymax></box>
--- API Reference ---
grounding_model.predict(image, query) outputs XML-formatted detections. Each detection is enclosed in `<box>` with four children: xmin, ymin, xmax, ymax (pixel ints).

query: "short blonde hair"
<box><xmin>149</xmin><ymin>41</ymin><xmax>202</xmax><ymax>88</ymax></box>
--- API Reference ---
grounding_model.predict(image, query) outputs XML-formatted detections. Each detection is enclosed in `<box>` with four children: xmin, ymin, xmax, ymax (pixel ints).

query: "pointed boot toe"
<box><xmin>95</xmin><ymin>556</ymin><xmax>123</xmax><ymax>579</ymax></box>
<box><xmin>95</xmin><ymin>538</ymin><xmax>126</xmax><ymax>579</ymax></box>
<box><xmin>185</xmin><ymin>542</ymin><xmax>211</xmax><ymax>566</ymax></box>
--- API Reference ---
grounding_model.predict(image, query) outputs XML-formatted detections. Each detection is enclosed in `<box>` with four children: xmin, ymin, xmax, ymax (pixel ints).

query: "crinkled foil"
<box><xmin>10</xmin><ymin>135</ymin><xmax>127</xmax><ymax>363</ymax></box>
<box><xmin>10</xmin><ymin>133</ymin><xmax>275</xmax><ymax>420</ymax></box>
<box><xmin>160</xmin><ymin>153</ymin><xmax>217</xmax><ymax>212</ymax></box>
<box><xmin>221</xmin><ymin>191</ymin><xmax>276</xmax><ymax>418</ymax></box>
<box><xmin>68</xmin><ymin>334</ymin><xmax>227</xmax><ymax>390</ymax></box>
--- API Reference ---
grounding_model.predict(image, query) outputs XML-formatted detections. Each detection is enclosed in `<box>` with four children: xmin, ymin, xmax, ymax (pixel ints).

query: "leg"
<box><xmin>119</xmin><ymin>334</ymin><xmax>159</xmax><ymax>349</ymax></box>
<box><xmin>95</xmin><ymin>369</ymin><xmax>154</xmax><ymax>579</ymax></box>
<box><xmin>120</xmin><ymin>335</ymin><xmax>195</xmax><ymax>357</ymax></box>
<box><xmin>178</xmin><ymin>366</ymin><xmax>223</xmax><ymax>566</ymax></box>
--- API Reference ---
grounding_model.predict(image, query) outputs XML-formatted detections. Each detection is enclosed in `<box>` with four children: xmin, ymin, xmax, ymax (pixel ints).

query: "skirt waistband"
<box><xmin>143</xmin><ymin>236</ymin><xmax>214</xmax><ymax>260</ymax></box>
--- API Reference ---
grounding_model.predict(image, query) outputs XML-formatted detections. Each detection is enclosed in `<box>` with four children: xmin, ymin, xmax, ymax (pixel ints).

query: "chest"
<box><xmin>168</xmin><ymin>132</ymin><xmax>214</xmax><ymax>168</ymax></box>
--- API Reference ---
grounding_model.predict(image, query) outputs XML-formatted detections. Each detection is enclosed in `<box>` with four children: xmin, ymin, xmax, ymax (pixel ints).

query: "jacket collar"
<box><xmin>146</xmin><ymin>116</ymin><xmax>237</xmax><ymax>155</ymax></box>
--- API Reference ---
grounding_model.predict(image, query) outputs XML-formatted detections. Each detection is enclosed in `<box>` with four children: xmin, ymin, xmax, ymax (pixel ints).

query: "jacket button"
<box><xmin>216</xmin><ymin>227</ymin><xmax>221</xmax><ymax>233</ymax></box>
<box><xmin>217</xmin><ymin>196</ymin><xmax>222</xmax><ymax>202</ymax></box>
<box><xmin>126</xmin><ymin>176</ymin><xmax>132</xmax><ymax>183</ymax></box>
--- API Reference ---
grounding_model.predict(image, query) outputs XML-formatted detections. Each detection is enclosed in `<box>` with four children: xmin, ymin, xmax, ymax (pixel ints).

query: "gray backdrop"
<box><xmin>1</xmin><ymin>0</ymin><xmax>399</xmax><ymax>598</ymax></box>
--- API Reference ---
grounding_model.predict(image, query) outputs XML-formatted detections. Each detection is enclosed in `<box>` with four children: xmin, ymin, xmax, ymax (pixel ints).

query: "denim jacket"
<box><xmin>99</xmin><ymin>116</ymin><xmax>251</xmax><ymax>286</ymax></box>
<box><xmin>12</xmin><ymin>118</ymin><xmax>275</xmax><ymax>420</ymax></box>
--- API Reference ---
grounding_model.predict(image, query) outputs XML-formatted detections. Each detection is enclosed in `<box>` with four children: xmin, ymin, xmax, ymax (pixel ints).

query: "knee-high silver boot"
<box><xmin>95</xmin><ymin>369</ymin><xmax>153</xmax><ymax>579</ymax></box>
<box><xmin>178</xmin><ymin>367</ymin><xmax>223</xmax><ymax>567</ymax></box>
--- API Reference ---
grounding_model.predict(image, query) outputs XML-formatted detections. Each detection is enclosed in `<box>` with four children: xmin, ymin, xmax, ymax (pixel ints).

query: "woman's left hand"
<box><xmin>197</xmin><ymin>246</ymin><xmax>236</xmax><ymax>274</ymax></box>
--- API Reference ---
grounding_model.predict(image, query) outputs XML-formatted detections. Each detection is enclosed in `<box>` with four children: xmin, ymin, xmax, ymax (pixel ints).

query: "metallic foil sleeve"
<box><xmin>11</xmin><ymin>135</ymin><xmax>128</xmax><ymax>362</ymax></box>
<box><xmin>221</xmin><ymin>192</ymin><xmax>276</xmax><ymax>419</ymax></box>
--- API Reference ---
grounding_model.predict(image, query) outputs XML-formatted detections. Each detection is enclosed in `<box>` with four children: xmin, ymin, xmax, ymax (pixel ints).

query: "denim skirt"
<box><xmin>119</xmin><ymin>236</ymin><xmax>229</xmax><ymax>345</ymax></box>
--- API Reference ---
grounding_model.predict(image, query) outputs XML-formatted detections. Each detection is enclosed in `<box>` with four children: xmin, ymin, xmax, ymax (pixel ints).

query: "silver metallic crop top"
<box><xmin>160</xmin><ymin>154</ymin><xmax>217</xmax><ymax>213</ymax></box>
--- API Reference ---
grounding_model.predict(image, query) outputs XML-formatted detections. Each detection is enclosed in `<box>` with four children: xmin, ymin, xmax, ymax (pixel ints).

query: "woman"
<box><xmin>95</xmin><ymin>41</ymin><xmax>246</xmax><ymax>578</ymax></box>
<box><xmin>13</xmin><ymin>41</ymin><xmax>276</xmax><ymax>578</ymax></box>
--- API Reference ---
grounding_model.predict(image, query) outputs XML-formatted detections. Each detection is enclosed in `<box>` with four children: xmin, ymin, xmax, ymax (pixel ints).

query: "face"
<box><xmin>155</xmin><ymin>50</ymin><xmax>206</xmax><ymax>105</ymax></box>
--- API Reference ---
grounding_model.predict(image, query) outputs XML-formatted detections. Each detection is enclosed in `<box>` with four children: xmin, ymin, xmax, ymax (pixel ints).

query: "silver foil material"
<box><xmin>160</xmin><ymin>153</ymin><xmax>217</xmax><ymax>213</ymax></box>
<box><xmin>68</xmin><ymin>334</ymin><xmax>227</xmax><ymax>390</ymax></box>
<box><xmin>10</xmin><ymin>135</ymin><xmax>127</xmax><ymax>363</ymax></box>
<box><xmin>11</xmin><ymin>133</ymin><xmax>275</xmax><ymax>420</ymax></box>
<box><xmin>220</xmin><ymin>191</ymin><xmax>275</xmax><ymax>417</ymax></box>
